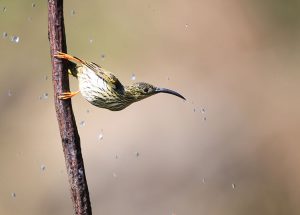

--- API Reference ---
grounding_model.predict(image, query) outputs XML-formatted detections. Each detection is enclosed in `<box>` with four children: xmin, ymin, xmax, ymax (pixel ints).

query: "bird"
<box><xmin>54</xmin><ymin>52</ymin><xmax>185</xmax><ymax>111</ymax></box>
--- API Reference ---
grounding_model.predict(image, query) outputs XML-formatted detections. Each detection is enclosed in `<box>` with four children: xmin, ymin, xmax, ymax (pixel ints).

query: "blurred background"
<box><xmin>1</xmin><ymin>0</ymin><xmax>300</xmax><ymax>214</ymax></box>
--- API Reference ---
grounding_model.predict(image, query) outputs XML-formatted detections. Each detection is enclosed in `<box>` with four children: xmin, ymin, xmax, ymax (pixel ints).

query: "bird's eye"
<box><xmin>143</xmin><ymin>88</ymin><xmax>149</xmax><ymax>93</ymax></box>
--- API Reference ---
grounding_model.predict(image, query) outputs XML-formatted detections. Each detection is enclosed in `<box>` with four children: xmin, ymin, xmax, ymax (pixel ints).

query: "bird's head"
<box><xmin>126</xmin><ymin>82</ymin><xmax>185</xmax><ymax>102</ymax></box>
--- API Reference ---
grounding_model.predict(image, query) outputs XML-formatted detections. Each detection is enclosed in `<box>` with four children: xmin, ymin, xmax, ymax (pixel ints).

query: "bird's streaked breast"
<box><xmin>79</xmin><ymin>67</ymin><xmax>109</xmax><ymax>99</ymax></box>
<box><xmin>78</xmin><ymin>66</ymin><xmax>129</xmax><ymax>110</ymax></box>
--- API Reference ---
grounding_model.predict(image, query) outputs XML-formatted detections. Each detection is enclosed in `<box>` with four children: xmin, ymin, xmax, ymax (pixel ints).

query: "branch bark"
<box><xmin>48</xmin><ymin>0</ymin><xmax>92</xmax><ymax>214</ymax></box>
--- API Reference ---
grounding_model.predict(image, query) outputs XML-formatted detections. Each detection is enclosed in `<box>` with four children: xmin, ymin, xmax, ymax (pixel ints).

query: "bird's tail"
<box><xmin>68</xmin><ymin>61</ymin><xmax>79</xmax><ymax>78</ymax></box>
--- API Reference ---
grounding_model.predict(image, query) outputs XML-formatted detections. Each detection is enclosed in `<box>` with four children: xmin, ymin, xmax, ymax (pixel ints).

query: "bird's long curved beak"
<box><xmin>155</xmin><ymin>88</ymin><xmax>186</xmax><ymax>100</ymax></box>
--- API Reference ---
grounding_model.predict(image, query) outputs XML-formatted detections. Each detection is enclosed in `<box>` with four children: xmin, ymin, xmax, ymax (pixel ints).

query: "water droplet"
<box><xmin>11</xmin><ymin>35</ymin><xmax>20</xmax><ymax>43</ymax></box>
<box><xmin>31</xmin><ymin>3</ymin><xmax>36</xmax><ymax>8</ymax></box>
<box><xmin>167</xmin><ymin>77</ymin><xmax>170</xmax><ymax>81</ymax></box>
<box><xmin>11</xmin><ymin>192</ymin><xmax>16</xmax><ymax>198</ymax></box>
<box><xmin>7</xmin><ymin>89</ymin><xmax>12</xmax><ymax>97</ymax></box>
<box><xmin>201</xmin><ymin>108</ymin><xmax>205</xmax><ymax>113</ymax></box>
<box><xmin>202</xmin><ymin>178</ymin><xmax>206</xmax><ymax>184</ymax></box>
<box><xmin>2</xmin><ymin>32</ymin><xmax>8</xmax><ymax>39</ymax></box>
<box><xmin>40</xmin><ymin>164</ymin><xmax>46</xmax><ymax>172</ymax></box>
<box><xmin>98</xmin><ymin>133</ymin><xmax>103</xmax><ymax>141</ymax></box>
<box><xmin>71</xmin><ymin>9</ymin><xmax>75</xmax><ymax>15</ymax></box>
<box><xmin>86</xmin><ymin>109</ymin><xmax>90</xmax><ymax>114</ymax></box>
<box><xmin>100</xmin><ymin>54</ymin><xmax>105</xmax><ymax>60</ymax></box>
<box><xmin>115</xmin><ymin>154</ymin><xmax>119</xmax><ymax>159</ymax></box>
<box><xmin>231</xmin><ymin>183</ymin><xmax>236</xmax><ymax>189</ymax></box>
<box><xmin>3</xmin><ymin>7</ymin><xmax>7</xmax><ymax>13</ymax></box>
<box><xmin>135</xmin><ymin>152</ymin><xmax>140</xmax><ymax>158</ymax></box>
<box><xmin>203</xmin><ymin>117</ymin><xmax>207</xmax><ymax>121</ymax></box>
<box><xmin>112</xmin><ymin>172</ymin><xmax>117</xmax><ymax>178</ymax></box>
<box><xmin>80</xmin><ymin>121</ymin><xmax>86</xmax><ymax>127</ymax></box>
<box><xmin>89</xmin><ymin>39</ymin><xmax>93</xmax><ymax>44</ymax></box>
<box><xmin>44</xmin><ymin>75</ymin><xmax>48</xmax><ymax>81</ymax></box>
<box><xmin>185</xmin><ymin>24</ymin><xmax>189</xmax><ymax>28</ymax></box>
<box><xmin>39</xmin><ymin>92</ymin><xmax>48</xmax><ymax>100</ymax></box>
<box><xmin>193</xmin><ymin>108</ymin><xmax>196</xmax><ymax>112</ymax></box>
<box><xmin>131</xmin><ymin>73</ymin><xmax>136</xmax><ymax>81</ymax></box>
<box><xmin>43</xmin><ymin>93</ymin><xmax>48</xmax><ymax>99</ymax></box>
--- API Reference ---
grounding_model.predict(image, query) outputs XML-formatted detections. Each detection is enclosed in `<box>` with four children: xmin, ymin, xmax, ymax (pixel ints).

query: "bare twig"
<box><xmin>47</xmin><ymin>0</ymin><xmax>92</xmax><ymax>214</ymax></box>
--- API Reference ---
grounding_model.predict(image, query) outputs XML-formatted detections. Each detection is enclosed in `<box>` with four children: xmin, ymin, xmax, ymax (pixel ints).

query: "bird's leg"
<box><xmin>58</xmin><ymin>90</ymin><xmax>80</xmax><ymax>99</ymax></box>
<box><xmin>54</xmin><ymin>52</ymin><xmax>83</xmax><ymax>64</ymax></box>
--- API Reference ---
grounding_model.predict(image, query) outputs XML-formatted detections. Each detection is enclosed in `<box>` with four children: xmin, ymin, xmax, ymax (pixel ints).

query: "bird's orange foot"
<box><xmin>54</xmin><ymin>52</ymin><xmax>82</xmax><ymax>63</ymax></box>
<box><xmin>54</xmin><ymin>52</ymin><xmax>71</xmax><ymax>60</ymax></box>
<box><xmin>58</xmin><ymin>91</ymin><xmax>80</xmax><ymax>99</ymax></box>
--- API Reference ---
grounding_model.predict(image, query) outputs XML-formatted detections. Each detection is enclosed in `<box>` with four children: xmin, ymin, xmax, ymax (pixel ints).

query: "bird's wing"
<box><xmin>54</xmin><ymin>52</ymin><xmax>124</xmax><ymax>93</ymax></box>
<box><xmin>83</xmin><ymin>61</ymin><xmax>124</xmax><ymax>94</ymax></box>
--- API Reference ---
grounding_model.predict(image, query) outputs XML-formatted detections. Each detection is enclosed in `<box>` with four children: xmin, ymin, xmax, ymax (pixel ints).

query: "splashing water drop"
<box><xmin>11</xmin><ymin>192</ymin><xmax>16</xmax><ymax>198</ymax></box>
<box><xmin>40</xmin><ymin>164</ymin><xmax>46</xmax><ymax>172</ymax></box>
<box><xmin>11</xmin><ymin>35</ymin><xmax>20</xmax><ymax>43</ymax></box>
<box><xmin>43</xmin><ymin>93</ymin><xmax>48</xmax><ymax>99</ymax></box>
<box><xmin>80</xmin><ymin>121</ymin><xmax>86</xmax><ymax>127</ymax></box>
<box><xmin>3</xmin><ymin>7</ymin><xmax>7</xmax><ymax>13</ymax></box>
<box><xmin>135</xmin><ymin>152</ymin><xmax>140</xmax><ymax>158</ymax></box>
<box><xmin>71</xmin><ymin>9</ymin><xmax>75</xmax><ymax>15</ymax></box>
<box><xmin>100</xmin><ymin>54</ymin><xmax>105</xmax><ymax>60</ymax></box>
<box><xmin>39</xmin><ymin>92</ymin><xmax>48</xmax><ymax>100</ymax></box>
<box><xmin>98</xmin><ymin>133</ymin><xmax>103</xmax><ymax>141</ymax></box>
<box><xmin>131</xmin><ymin>73</ymin><xmax>136</xmax><ymax>81</ymax></box>
<box><xmin>2</xmin><ymin>32</ymin><xmax>8</xmax><ymax>39</ymax></box>
<box><xmin>31</xmin><ymin>3</ymin><xmax>36</xmax><ymax>8</ymax></box>
<box><xmin>7</xmin><ymin>89</ymin><xmax>12</xmax><ymax>97</ymax></box>
<box><xmin>232</xmin><ymin>183</ymin><xmax>236</xmax><ymax>189</ymax></box>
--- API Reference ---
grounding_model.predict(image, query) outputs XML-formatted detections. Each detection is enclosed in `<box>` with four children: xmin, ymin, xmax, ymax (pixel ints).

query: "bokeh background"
<box><xmin>1</xmin><ymin>0</ymin><xmax>300</xmax><ymax>214</ymax></box>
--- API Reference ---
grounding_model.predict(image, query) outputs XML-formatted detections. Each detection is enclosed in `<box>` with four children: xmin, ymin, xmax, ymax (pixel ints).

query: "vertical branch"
<box><xmin>47</xmin><ymin>0</ymin><xmax>92</xmax><ymax>214</ymax></box>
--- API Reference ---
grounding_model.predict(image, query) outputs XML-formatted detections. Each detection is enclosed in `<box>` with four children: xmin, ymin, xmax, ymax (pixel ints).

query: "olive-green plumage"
<box><xmin>54</xmin><ymin>52</ymin><xmax>185</xmax><ymax>111</ymax></box>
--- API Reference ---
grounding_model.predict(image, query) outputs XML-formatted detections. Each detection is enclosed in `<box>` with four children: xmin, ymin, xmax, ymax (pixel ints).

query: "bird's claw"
<box><xmin>58</xmin><ymin>91</ymin><xmax>79</xmax><ymax>99</ymax></box>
